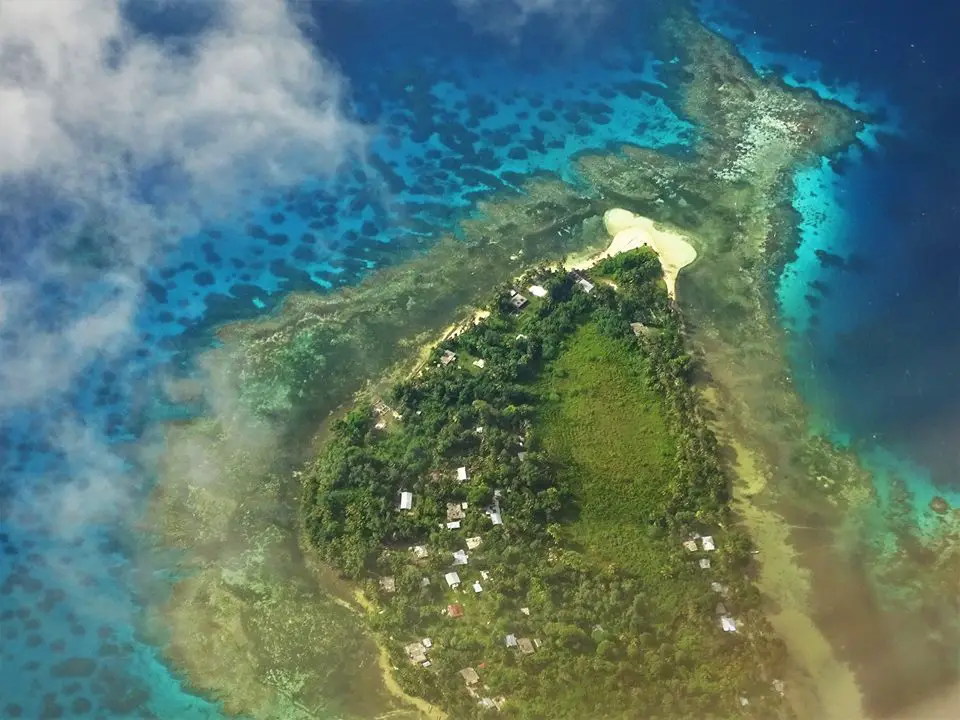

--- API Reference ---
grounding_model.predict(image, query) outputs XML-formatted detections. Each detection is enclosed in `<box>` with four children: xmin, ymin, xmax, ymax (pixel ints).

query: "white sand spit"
<box><xmin>568</xmin><ymin>209</ymin><xmax>697</xmax><ymax>299</ymax></box>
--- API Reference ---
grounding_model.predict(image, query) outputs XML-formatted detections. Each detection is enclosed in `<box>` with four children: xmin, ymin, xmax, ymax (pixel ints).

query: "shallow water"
<box><xmin>1</xmin><ymin>1</ymin><xmax>956</xmax><ymax>718</ymax></box>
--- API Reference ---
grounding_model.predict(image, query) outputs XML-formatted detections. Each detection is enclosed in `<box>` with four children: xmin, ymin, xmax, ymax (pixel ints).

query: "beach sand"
<box><xmin>566</xmin><ymin>208</ymin><xmax>698</xmax><ymax>298</ymax></box>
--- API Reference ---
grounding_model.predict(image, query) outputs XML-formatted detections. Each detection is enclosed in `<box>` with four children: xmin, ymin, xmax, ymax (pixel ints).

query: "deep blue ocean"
<box><xmin>1</xmin><ymin>0</ymin><xmax>957</xmax><ymax>717</ymax></box>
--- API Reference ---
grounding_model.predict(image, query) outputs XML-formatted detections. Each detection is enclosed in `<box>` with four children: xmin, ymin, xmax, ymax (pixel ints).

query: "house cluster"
<box><xmin>459</xmin><ymin>667</ymin><xmax>506</xmax><ymax>710</ymax></box>
<box><xmin>373</xmin><ymin>399</ymin><xmax>402</xmax><ymax>431</ymax></box>
<box><xmin>682</xmin><ymin>533</ymin><xmax>741</xmax><ymax>633</ymax></box>
<box><xmin>405</xmin><ymin>637</ymin><xmax>434</xmax><ymax>668</ymax></box>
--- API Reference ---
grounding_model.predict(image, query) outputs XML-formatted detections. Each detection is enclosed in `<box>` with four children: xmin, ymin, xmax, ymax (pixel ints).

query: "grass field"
<box><xmin>538</xmin><ymin>322</ymin><xmax>679</xmax><ymax>576</ymax></box>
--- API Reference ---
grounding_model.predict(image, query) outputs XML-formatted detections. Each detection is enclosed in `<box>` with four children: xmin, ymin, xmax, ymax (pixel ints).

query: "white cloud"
<box><xmin>0</xmin><ymin>0</ymin><xmax>366</xmax><ymax>411</ymax></box>
<box><xmin>453</xmin><ymin>0</ymin><xmax>608</xmax><ymax>40</ymax></box>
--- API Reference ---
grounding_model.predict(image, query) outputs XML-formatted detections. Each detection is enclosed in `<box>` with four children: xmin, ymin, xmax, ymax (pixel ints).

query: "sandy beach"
<box><xmin>565</xmin><ymin>208</ymin><xmax>698</xmax><ymax>298</ymax></box>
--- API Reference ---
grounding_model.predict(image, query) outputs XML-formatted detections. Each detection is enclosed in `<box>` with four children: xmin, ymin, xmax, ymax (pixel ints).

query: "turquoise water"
<box><xmin>1</xmin><ymin>1</ymin><xmax>955</xmax><ymax>717</ymax></box>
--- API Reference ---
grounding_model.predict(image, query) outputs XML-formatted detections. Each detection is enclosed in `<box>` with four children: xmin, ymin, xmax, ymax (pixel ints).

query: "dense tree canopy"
<box><xmin>301</xmin><ymin>252</ymin><xmax>790</xmax><ymax>719</ymax></box>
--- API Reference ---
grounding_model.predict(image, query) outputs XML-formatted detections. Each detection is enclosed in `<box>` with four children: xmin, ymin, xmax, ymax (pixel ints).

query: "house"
<box><xmin>509</xmin><ymin>293</ymin><xmax>529</xmax><ymax>310</ymax></box>
<box><xmin>412</xmin><ymin>545</ymin><xmax>429</xmax><ymax>560</ymax></box>
<box><xmin>517</xmin><ymin>638</ymin><xmax>535</xmax><ymax>655</ymax></box>
<box><xmin>720</xmin><ymin>616</ymin><xmax>737</xmax><ymax>633</ymax></box>
<box><xmin>379</xmin><ymin>576</ymin><xmax>396</xmax><ymax>593</ymax></box>
<box><xmin>488</xmin><ymin>510</ymin><xmax>503</xmax><ymax>526</ymax></box>
<box><xmin>446</xmin><ymin>520</ymin><xmax>461</xmax><ymax>530</ymax></box>
<box><xmin>481</xmin><ymin>570</ymin><xmax>490</xmax><ymax>580</ymax></box>
<box><xmin>505</xmin><ymin>634</ymin><xmax>518</xmax><ymax>648</ymax></box>
<box><xmin>528</xmin><ymin>284</ymin><xmax>547</xmax><ymax>298</ymax></box>
<box><xmin>701</xmin><ymin>535</ymin><xmax>716</xmax><ymax>551</ymax></box>
<box><xmin>699</xmin><ymin>558</ymin><xmax>711</xmax><ymax>569</ymax></box>
<box><xmin>447</xmin><ymin>502</ymin><xmax>466</xmax><ymax>521</ymax></box>
<box><xmin>682</xmin><ymin>540</ymin><xmax>698</xmax><ymax>552</ymax></box>
<box><xmin>422</xmin><ymin>638</ymin><xmax>433</xmax><ymax>649</ymax></box>
<box><xmin>710</xmin><ymin>581</ymin><xmax>724</xmax><ymax>593</ymax></box>
<box><xmin>374</xmin><ymin>420</ymin><xmax>387</xmax><ymax>430</ymax></box>
<box><xmin>421</xmin><ymin>577</ymin><xmax>431</xmax><ymax>587</ymax></box>
<box><xmin>441</xmin><ymin>350</ymin><xmax>457</xmax><ymax>366</ymax></box>
<box><xmin>405</xmin><ymin>642</ymin><xmax>428</xmax><ymax>664</ymax></box>
<box><xmin>399</xmin><ymin>491</ymin><xmax>413</xmax><ymax>511</ymax></box>
<box><xmin>452</xmin><ymin>550</ymin><xmax>469</xmax><ymax>566</ymax></box>
<box><xmin>715</xmin><ymin>602</ymin><xmax>728</xmax><ymax>616</ymax></box>
<box><xmin>466</xmin><ymin>536</ymin><xmax>483</xmax><ymax>550</ymax></box>
<box><xmin>445</xmin><ymin>572</ymin><xmax>462</xmax><ymax>588</ymax></box>
<box><xmin>460</xmin><ymin>667</ymin><xmax>480</xmax><ymax>686</ymax></box>
<box><xmin>575</xmin><ymin>276</ymin><xmax>595</xmax><ymax>294</ymax></box>
<box><xmin>472</xmin><ymin>581</ymin><xmax>483</xmax><ymax>593</ymax></box>
<box><xmin>447</xmin><ymin>603</ymin><xmax>464</xmax><ymax>618</ymax></box>
<box><xmin>473</xmin><ymin>359</ymin><xmax>486</xmax><ymax>369</ymax></box>
<box><xmin>520</xmin><ymin>607</ymin><xmax>530</xmax><ymax>616</ymax></box>
<box><xmin>457</xmin><ymin>466</ymin><xmax>469</xmax><ymax>482</ymax></box>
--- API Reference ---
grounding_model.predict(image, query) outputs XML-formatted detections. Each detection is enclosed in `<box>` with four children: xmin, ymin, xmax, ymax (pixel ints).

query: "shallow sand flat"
<box><xmin>698</xmin><ymin>384</ymin><xmax>865</xmax><ymax>720</ymax></box>
<box><xmin>568</xmin><ymin>208</ymin><xmax>698</xmax><ymax>298</ymax></box>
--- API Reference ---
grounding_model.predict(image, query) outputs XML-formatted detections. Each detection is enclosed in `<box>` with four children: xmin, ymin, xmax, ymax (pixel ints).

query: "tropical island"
<box><xmin>141</xmin><ymin>6</ymin><xmax>960</xmax><ymax>720</ymax></box>
<box><xmin>302</xmin><ymin>244</ymin><xmax>791</xmax><ymax>718</ymax></box>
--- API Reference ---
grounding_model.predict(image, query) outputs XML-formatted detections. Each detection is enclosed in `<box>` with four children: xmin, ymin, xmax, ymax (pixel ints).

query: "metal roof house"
<box><xmin>399</xmin><ymin>491</ymin><xmax>413</xmax><ymax>511</ymax></box>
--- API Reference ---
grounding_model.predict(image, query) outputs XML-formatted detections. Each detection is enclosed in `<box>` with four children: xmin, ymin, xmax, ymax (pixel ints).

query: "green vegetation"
<box><xmin>302</xmin><ymin>250</ymin><xmax>790</xmax><ymax>719</ymax></box>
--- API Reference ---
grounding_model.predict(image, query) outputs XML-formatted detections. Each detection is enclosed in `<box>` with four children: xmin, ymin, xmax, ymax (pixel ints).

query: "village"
<box><xmin>302</xmin><ymin>259</ymin><xmax>792</xmax><ymax>717</ymax></box>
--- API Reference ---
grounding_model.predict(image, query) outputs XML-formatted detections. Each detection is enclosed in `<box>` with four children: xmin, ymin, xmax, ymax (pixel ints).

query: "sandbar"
<box><xmin>568</xmin><ymin>208</ymin><xmax>698</xmax><ymax>299</ymax></box>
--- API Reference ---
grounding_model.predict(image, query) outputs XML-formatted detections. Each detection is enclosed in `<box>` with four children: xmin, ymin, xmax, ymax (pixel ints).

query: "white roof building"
<box><xmin>528</xmin><ymin>284</ymin><xmax>548</xmax><ymax>297</ymax></box>
<box><xmin>466</xmin><ymin>536</ymin><xmax>483</xmax><ymax>550</ymax></box>
<box><xmin>576</xmin><ymin>277</ymin><xmax>595</xmax><ymax>294</ymax></box>
<box><xmin>399</xmin><ymin>491</ymin><xmax>413</xmax><ymax>511</ymax></box>
<box><xmin>721</xmin><ymin>616</ymin><xmax>737</xmax><ymax>633</ymax></box>
<box><xmin>452</xmin><ymin>549</ymin><xmax>469</xmax><ymax>566</ymax></box>
<box><xmin>473</xmin><ymin>359</ymin><xmax>486</xmax><ymax>369</ymax></box>
<box><xmin>472</xmin><ymin>581</ymin><xmax>483</xmax><ymax>593</ymax></box>
<box><xmin>699</xmin><ymin>558</ymin><xmax>711</xmax><ymax>569</ymax></box>
<box><xmin>505</xmin><ymin>634</ymin><xmax>518</xmax><ymax>648</ymax></box>
<box><xmin>445</xmin><ymin>520</ymin><xmax>461</xmax><ymax>530</ymax></box>
<box><xmin>412</xmin><ymin>545</ymin><xmax>429</xmax><ymax>560</ymax></box>
<box><xmin>445</xmin><ymin>572</ymin><xmax>461</xmax><ymax>588</ymax></box>
<box><xmin>422</xmin><ymin>638</ymin><xmax>433</xmax><ymax>649</ymax></box>
<box><xmin>682</xmin><ymin>540</ymin><xmax>698</xmax><ymax>552</ymax></box>
<box><xmin>701</xmin><ymin>535</ymin><xmax>716</xmax><ymax>551</ymax></box>
<box><xmin>457</xmin><ymin>466</ymin><xmax>469</xmax><ymax>482</ymax></box>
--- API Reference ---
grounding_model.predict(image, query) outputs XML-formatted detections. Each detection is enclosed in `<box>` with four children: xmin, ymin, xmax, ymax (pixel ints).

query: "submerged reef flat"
<box><xmin>143</xmin><ymin>178</ymin><xmax>608</xmax><ymax>719</ymax></box>
<box><xmin>143</xmin><ymin>7</ymin><xmax>958</xmax><ymax>720</ymax></box>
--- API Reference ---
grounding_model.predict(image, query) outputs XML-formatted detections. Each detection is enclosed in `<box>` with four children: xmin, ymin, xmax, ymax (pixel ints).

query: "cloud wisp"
<box><xmin>453</xmin><ymin>0</ymin><xmax>610</xmax><ymax>41</ymax></box>
<box><xmin>0</xmin><ymin>0</ymin><xmax>365</xmax><ymax>412</ymax></box>
<box><xmin>0</xmin><ymin>0</ymin><xmax>366</xmax><ymax>550</ymax></box>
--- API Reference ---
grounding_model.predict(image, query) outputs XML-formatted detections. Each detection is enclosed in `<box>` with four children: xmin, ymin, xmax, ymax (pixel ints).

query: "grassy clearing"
<box><xmin>539</xmin><ymin>322</ymin><xmax>677</xmax><ymax>574</ymax></box>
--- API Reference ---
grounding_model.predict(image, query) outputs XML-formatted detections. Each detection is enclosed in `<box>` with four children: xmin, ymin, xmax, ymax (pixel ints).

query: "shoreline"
<box><xmin>697</xmin><ymin>385</ymin><xmax>864</xmax><ymax>720</ymax></box>
<box><xmin>350</xmin><ymin>590</ymin><xmax>448</xmax><ymax>720</ymax></box>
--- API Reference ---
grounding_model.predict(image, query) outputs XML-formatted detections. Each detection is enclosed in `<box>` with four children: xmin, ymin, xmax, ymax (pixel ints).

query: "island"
<box><xmin>142</xmin><ymin>6</ymin><xmax>959</xmax><ymax>720</ymax></box>
<box><xmin>302</xmin><ymin>248</ymin><xmax>791</xmax><ymax>718</ymax></box>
